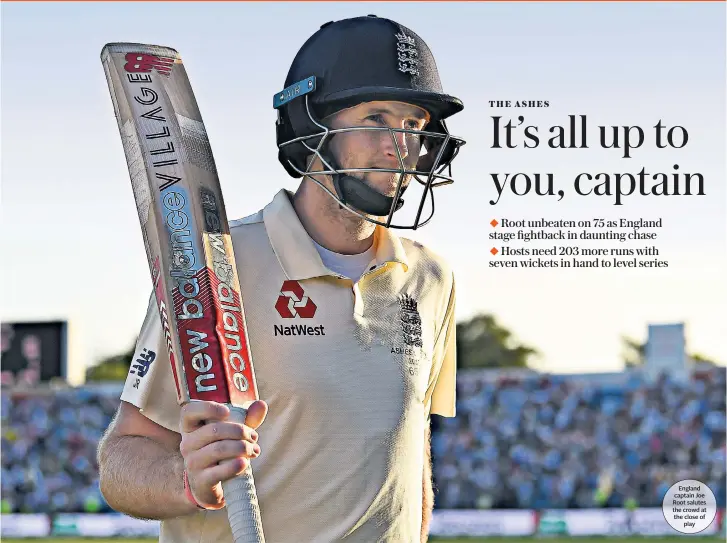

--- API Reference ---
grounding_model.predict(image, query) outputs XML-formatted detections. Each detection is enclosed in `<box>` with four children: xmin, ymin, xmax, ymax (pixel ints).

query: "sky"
<box><xmin>2</xmin><ymin>2</ymin><xmax>725</xmax><ymax>377</ymax></box>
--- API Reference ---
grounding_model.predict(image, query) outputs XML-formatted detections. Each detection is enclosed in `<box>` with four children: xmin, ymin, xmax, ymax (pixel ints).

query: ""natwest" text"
<box><xmin>274</xmin><ymin>325</ymin><xmax>325</xmax><ymax>337</ymax></box>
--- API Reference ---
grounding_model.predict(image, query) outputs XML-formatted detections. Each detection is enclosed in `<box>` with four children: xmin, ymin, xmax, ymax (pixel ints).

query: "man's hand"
<box><xmin>179</xmin><ymin>400</ymin><xmax>268</xmax><ymax>510</ymax></box>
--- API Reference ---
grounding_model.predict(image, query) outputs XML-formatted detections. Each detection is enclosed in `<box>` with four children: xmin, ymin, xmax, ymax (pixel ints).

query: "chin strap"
<box><xmin>320</xmin><ymin>151</ymin><xmax>406</xmax><ymax>217</ymax></box>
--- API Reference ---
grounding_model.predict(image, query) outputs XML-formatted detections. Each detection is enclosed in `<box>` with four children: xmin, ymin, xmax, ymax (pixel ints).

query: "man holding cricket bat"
<box><xmin>98</xmin><ymin>15</ymin><xmax>465</xmax><ymax>543</ymax></box>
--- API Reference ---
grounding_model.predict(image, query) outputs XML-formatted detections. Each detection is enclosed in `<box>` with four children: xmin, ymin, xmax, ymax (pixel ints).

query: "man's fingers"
<box><xmin>180</xmin><ymin>421</ymin><xmax>258</xmax><ymax>457</ymax></box>
<box><xmin>180</xmin><ymin>401</ymin><xmax>230</xmax><ymax>433</ymax></box>
<box><xmin>186</xmin><ymin>439</ymin><xmax>260</xmax><ymax>472</ymax></box>
<box><xmin>199</xmin><ymin>457</ymin><xmax>251</xmax><ymax>487</ymax></box>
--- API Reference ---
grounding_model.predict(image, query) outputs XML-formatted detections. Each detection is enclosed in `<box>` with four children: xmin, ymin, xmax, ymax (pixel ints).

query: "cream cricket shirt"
<box><xmin>120</xmin><ymin>189</ymin><xmax>457</xmax><ymax>543</ymax></box>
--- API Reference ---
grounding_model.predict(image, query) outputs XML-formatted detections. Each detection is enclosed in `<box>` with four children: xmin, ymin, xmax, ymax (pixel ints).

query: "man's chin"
<box><xmin>361</xmin><ymin>175</ymin><xmax>410</xmax><ymax>198</ymax></box>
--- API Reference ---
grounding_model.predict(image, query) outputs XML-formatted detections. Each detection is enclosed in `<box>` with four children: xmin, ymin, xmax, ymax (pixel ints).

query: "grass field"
<box><xmin>2</xmin><ymin>538</ymin><xmax>724</xmax><ymax>543</ymax></box>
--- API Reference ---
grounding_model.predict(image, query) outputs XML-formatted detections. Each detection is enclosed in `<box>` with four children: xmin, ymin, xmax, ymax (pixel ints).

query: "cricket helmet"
<box><xmin>273</xmin><ymin>15</ymin><xmax>466</xmax><ymax>229</ymax></box>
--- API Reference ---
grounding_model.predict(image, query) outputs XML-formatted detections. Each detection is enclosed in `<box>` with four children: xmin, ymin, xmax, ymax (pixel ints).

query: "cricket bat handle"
<box><xmin>222</xmin><ymin>406</ymin><xmax>265</xmax><ymax>543</ymax></box>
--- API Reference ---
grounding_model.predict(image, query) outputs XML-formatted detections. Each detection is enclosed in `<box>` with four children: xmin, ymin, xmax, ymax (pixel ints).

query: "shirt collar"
<box><xmin>263</xmin><ymin>189</ymin><xmax>409</xmax><ymax>280</ymax></box>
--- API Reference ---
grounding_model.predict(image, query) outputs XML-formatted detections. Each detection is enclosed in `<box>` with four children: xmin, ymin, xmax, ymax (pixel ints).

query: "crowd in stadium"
<box><xmin>2</xmin><ymin>367</ymin><xmax>726</xmax><ymax>514</ymax></box>
<box><xmin>431</xmin><ymin>367</ymin><xmax>727</xmax><ymax>510</ymax></box>
<box><xmin>1</xmin><ymin>388</ymin><xmax>117</xmax><ymax>514</ymax></box>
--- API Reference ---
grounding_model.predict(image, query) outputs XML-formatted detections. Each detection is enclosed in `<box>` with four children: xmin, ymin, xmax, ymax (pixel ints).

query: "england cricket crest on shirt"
<box><xmin>392</xmin><ymin>293</ymin><xmax>423</xmax><ymax>375</ymax></box>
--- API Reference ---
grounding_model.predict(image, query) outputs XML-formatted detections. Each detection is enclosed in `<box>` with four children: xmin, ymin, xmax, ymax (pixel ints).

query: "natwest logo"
<box><xmin>275</xmin><ymin>280</ymin><xmax>316</xmax><ymax>318</ymax></box>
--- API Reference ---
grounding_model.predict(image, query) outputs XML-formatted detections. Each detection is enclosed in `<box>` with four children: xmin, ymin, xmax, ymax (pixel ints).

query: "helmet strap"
<box><xmin>318</xmin><ymin>148</ymin><xmax>406</xmax><ymax>218</ymax></box>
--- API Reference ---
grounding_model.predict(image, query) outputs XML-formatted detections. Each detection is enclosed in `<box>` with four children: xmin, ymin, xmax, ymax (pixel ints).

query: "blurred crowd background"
<box><xmin>1</xmin><ymin>388</ymin><xmax>118</xmax><ymax>514</ymax></box>
<box><xmin>431</xmin><ymin>367</ymin><xmax>726</xmax><ymax>511</ymax></box>
<box><xmin>2</xmin><ymin>367</ymin><xmax>726</xmax><ymax>514</ymax></box>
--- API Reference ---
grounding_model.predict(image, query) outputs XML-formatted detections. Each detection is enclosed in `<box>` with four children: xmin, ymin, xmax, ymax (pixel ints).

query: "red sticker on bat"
<box><xmin>124</xmin><ymin>53</ymin><xmax>174</xmax><ymax>76</ymax></box>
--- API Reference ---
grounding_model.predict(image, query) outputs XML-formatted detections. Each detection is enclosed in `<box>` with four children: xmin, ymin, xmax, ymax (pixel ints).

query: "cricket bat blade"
<box><xmin>100</xmin><ymin>42</ymin><xmax>265</xmax><ymax>543</ymax></box>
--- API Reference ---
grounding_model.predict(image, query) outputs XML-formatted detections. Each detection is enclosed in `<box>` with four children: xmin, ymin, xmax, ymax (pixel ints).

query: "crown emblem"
<box><xmin>395</xmin><ymin>32</ymin><xmax>416</xmax><ymax>47</ymax></box>
<box><xmin>399</xmin><ymin>293</ymin><xmax>418</xmax><ymax>313</ymax></box>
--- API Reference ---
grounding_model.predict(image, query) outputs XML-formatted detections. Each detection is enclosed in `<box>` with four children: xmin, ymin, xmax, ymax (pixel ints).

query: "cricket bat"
<box><xmin>100</xmin><ymin>43</ymin><xmax>265</xmax><ymax>542</ymax></box>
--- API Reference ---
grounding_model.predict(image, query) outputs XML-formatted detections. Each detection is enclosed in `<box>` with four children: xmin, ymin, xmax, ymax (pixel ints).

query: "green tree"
<box><xmin>621</xmin><ymin>335</ymin><xmax>646</xmax><ymax>368</ymax></box>
<box><xmin>456</xmin><ymin>314</ymin><xmax>538</xmax><ymax>369</ymax></box>
<box><xmin>85</xmin><ymin>344</ymin><xmax>135</xmax><ymax>382</ymax></box>
<box><xmin>691</xmin><ymin>353</ymin><xmax>720</xmax><ymax>366</ymax></box>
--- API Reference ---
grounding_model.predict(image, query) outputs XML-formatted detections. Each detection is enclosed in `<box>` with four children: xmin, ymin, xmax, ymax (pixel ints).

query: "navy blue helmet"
<box><xmin>274</xmin><ymin>15</ymin><xmax>466</xmax><ymax>229</ymax></box>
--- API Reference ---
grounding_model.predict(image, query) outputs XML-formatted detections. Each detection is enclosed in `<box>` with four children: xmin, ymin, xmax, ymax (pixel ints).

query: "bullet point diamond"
<box><xmin>490</xmin><ymin>247</ymin><xmax>498</xmax><ymax>255</ymax></box>
<box><xmin>490</xmin><ymin>219</ymin><xmax>498</xmax><ymax>227</ymax></box>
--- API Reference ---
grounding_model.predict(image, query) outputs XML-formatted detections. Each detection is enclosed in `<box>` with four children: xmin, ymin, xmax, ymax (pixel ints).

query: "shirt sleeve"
<box><xmin>425</xmin><ymin>275</ymin><xmax>457</xmax><ymax>418</ymax></box>
<box><xmin>119</xmin><ymin>292</ymin><xmax>183</xmax><ymax>434</ymax></box>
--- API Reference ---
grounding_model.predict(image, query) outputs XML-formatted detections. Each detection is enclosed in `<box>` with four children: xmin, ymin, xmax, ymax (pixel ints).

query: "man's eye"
<box><xmin>366</xmin><ymin>114</ymin><xmax>385</xmax><ymax>124</ymax></box>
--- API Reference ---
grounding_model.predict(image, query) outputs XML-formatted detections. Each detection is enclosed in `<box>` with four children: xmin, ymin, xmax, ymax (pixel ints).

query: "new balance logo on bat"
<box><xmin>124</xmin><ymin>53</ymin><xmax>174</xmax><ymax>76</ymax></box>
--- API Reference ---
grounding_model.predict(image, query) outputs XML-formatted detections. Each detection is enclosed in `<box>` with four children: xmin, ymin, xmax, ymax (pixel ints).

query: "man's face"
<box><xmin>324</xmin><ymin>100</ymin><xmax>430</xmax><ymax>199</ymax></box>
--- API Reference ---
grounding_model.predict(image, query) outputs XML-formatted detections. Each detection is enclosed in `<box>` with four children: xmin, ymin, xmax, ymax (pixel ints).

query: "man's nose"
<box><xmin>384</xmin><ymin>129</ymin><xmax>409</xmax><ymax>161</ymax></box>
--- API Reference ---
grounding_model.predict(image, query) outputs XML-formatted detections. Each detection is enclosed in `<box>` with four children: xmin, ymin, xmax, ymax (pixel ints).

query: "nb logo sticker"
<box><xmin>123</xmin><ymin>53</ymin><xmax>174</xmax><ymax>76</ymax></box>
<box><xmin>130</xmin><ymin>348</ymin><xmax>156</xmax><ymax>389</ymax></box>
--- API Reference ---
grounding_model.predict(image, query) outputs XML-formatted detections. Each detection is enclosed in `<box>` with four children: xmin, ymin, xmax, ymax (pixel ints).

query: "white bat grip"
<box><xmin>222</xmin><ymin>406</ymin><xmax>265</xmax><ymax>543</ymax></box>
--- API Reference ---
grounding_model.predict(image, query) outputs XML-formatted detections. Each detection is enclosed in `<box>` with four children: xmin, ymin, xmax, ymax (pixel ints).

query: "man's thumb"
<box><xmin>245</xmin><ymin>400</ymin><xmax>268</xmax><ymax>430</ymax></box>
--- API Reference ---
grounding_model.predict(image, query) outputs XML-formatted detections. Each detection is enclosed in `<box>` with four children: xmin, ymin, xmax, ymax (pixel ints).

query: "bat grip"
<box><xmin>222</xmin><ymin>405</ymin><xmax>266</xmax><ymax>543</ymax></box>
